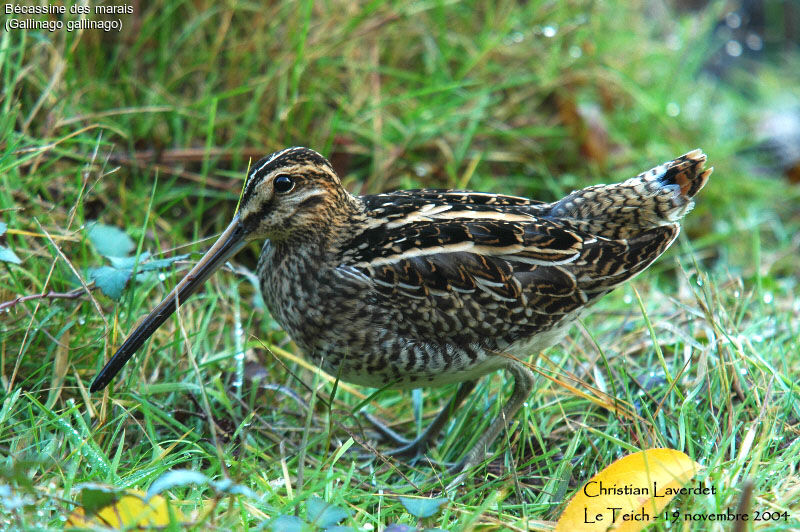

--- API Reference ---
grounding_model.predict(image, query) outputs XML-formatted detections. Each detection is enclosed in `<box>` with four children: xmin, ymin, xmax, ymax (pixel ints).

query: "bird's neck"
<box><xmin>265</xmin><ymin>192</ymin><xmax>365</xmax><ymax>268</ymax></box>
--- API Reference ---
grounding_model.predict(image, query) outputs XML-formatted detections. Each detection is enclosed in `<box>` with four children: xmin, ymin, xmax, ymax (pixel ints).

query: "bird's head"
<box><xmin>237</xmin><ymin>147</ymin><xmax>353</xmax><ymax>242</ymax></box>
<box><xmin>89</xmin><ymin>147</ymin><xmax>354</xmax><ymax>392</ymax></box>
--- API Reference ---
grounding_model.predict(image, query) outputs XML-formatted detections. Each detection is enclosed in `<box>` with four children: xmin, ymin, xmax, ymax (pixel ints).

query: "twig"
<box><xmin>0</xmin><ymin>285</ymin><xmax>94</xmax><ymax>312</ymax></box>
<box><xmin>36</xmin><ymin>220</ymin><xmax>107</xmax><ymax>328</ymax></box>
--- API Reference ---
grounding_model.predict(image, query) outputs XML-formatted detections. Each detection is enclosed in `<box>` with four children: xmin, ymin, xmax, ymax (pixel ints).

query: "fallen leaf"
<box><xmin>88</xmin><ymin>265</ymin><xmax>132</xmax><ymax>300</ymax></box>
<box><xmin>0</xmin><ymin>245</ymin><xmax>21</xmax><ymax>264</ymax></box>
<box><xmin>266</xmin><ymin>514</ymin><xmax>306</xmax><ymax>532</ymax></box>
<box><xmin>0</xmin><ymin>223</ymin><xmax>21</xmax><ymax>265</ymax></box>
<box><xmin>399</xmin><ymin>496</ymin><xmax>448</xmax><ymax>519</ymax></box>
<box><xmin>306</xmin><ymin>495</ymin><xmax>349</xmax><ymax>527</ymax></box>
<box><xmin>86</xmin><ymin>222</ymin><xmax>135</xmax><ymax>258</ymax></box>
<box><xmin>66</xmin><ymin>489</ymin><xmax>182</xmax><ymax>529</ymax></box>
<box><xmin>555</xmin><ymin>448</ymin><xmax>702</xmax><ymax>532</ymax></box>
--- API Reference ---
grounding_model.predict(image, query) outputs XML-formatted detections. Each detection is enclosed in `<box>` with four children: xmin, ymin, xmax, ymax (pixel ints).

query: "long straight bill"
<box><xmin>91</xmin><ymin>217</ymin><xmax>248</xmax><ymax>392</ymax></box>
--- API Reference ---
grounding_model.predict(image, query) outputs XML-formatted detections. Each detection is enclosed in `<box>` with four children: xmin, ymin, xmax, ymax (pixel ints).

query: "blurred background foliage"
<box><xmin>4</xmin><ymin>1</ymin><xmax>799</xmax><ymax>271</ymax></box>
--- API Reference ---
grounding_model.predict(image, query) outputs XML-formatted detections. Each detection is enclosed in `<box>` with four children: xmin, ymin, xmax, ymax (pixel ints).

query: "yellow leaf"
<box><xmin>66</xmin><ymin>490</ymin><xmax>180</xmax><ymax>529</ymax></box>
<box><xmin>556</xmin><ymin>449</ymin><xmax>703</xmax><ymax>532</ymax></box>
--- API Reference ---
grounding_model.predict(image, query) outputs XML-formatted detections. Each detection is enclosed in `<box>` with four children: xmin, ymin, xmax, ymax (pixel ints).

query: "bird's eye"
<box><xmin>273</xmin><ymin>175</ymin><xmax>294</xmax><ymax>193</ymax></box>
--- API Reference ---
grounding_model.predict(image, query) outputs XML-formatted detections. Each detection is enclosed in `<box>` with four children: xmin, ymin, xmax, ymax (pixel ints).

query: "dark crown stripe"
<box><xmin>242</xmin><ymin>147</ymin><xmax>333</xmax><ymax>207</ymax></box>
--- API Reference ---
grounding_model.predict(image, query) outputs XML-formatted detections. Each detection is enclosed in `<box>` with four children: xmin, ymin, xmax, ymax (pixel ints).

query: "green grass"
<box><xmin>2</xmin><ymin>0</ymin><xmax>800</xmax><ymax>530</ymax></box>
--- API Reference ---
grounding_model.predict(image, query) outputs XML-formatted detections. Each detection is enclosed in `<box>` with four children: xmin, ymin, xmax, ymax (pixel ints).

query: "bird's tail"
<box><xmin>547</xmin><ymin>150</ymin><xmax>712</xmax><ymax>239</ymax></box>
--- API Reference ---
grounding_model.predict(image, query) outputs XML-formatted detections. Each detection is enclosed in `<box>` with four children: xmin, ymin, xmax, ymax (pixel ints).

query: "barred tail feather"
<box><xmin>547</xmin><ymin>149</ymin><xmax>712</xmax><ymax>239</ymax></box>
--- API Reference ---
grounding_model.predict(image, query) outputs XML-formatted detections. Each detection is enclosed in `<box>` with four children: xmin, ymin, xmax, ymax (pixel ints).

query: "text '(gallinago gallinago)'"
<box><xmin>91</xmin><ymin>147</ymin><xmax>711</xmax><ymax>473</ymax></box>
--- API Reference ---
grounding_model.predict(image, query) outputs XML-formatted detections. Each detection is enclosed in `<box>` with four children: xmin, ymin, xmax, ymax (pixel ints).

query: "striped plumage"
<box><xmin>92</xmin><ymin>147</ymin><xmax>712</xmax><ymax>474</ymax></box>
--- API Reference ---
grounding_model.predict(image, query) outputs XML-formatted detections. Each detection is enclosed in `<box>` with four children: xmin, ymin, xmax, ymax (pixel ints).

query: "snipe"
<box><xmin>91</xmin><ymin>147</ymin><xmax>712</xmax><ymax>474</ymax></box>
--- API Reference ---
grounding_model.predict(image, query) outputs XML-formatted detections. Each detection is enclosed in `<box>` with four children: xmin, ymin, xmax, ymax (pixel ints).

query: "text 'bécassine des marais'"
<box><xmin>5</xmin><ymin>4</ymin><xmax>133</xmax><ymax>15</ymax></box>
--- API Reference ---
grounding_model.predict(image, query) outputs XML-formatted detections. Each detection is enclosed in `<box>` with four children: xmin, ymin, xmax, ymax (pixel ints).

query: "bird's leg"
<box><xmin>365</xmin><ymin>380</ymin><xmax>477</xmax><ymax>459</ymax></box>
<box><xmin>447</xmin><ymin>359</ymin><xmax>535</xmax><ymax>484</ymax></box>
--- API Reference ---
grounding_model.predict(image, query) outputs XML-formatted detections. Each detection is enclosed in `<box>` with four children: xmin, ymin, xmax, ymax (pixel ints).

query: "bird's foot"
<box><xmin>361</xmin><ymin>412</ymin><xmax>436</xmax><ymax>465</ymax></box>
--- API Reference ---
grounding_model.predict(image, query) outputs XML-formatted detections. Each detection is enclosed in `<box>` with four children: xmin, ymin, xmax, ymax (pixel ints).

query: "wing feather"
<box><xmin>333</xmin><ymin>190</ymin><xmax>679</xmax><ymax>346</ymax></box>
